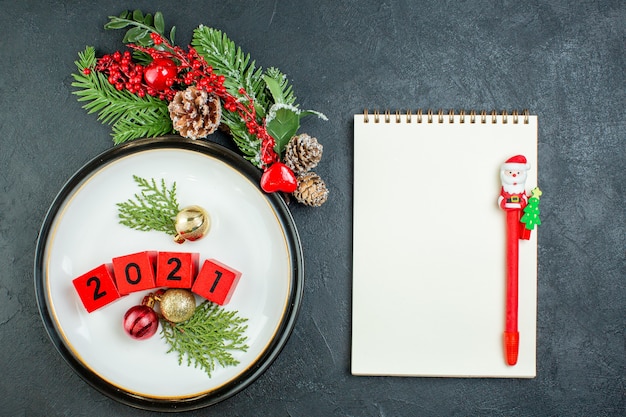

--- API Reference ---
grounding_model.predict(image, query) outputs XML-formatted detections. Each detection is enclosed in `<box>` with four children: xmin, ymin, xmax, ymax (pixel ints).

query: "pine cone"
<box><xmin>168</xmin><ymin>86</ymin><xmax>221</xmax><ymax>139</ymax></box>
<box><xmin>284</xmin><ymin>133</ymin><xmax>323</xmax><ymax>174</ymax></box>
<box><xmin>293</xmin><ymin>172</ymin><xmax>328</xmax><ymax>207</ymax></box>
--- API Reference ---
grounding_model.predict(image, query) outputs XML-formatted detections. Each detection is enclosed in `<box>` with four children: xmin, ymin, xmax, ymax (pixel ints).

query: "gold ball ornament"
<box><xmin>157</xmin><ymin>289</ymin><xmax>196</xmax><ymax>323</ymax></box>
<box><xmin>174</xmin><ymin>205</ymin><xmax>210</xmax><ymax>243</ymax></box>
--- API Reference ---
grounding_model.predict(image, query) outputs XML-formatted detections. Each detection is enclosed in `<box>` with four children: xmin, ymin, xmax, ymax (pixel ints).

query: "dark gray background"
<box><xmin>1</xmin><ymin>1</ymin><xmax>624</xmax><ymax>416</ymax></box>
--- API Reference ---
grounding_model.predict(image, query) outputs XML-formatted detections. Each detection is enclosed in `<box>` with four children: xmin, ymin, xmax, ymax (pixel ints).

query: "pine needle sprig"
<box><xmin>71</xmin><ymin>46</ymin><xmax>173</xmax><ymax>144</ymax></box>
<box><xmin>161</xmin><ymin>301</ymin><xmax>249</xmax><ymax>377</ymax></box>
<box><xmin>191</xmin><ymin>26</ymin><xmax>268</xmax><ymax>113</ymax></box>
<box><xmin>191</xmin><ymin>27</ymin><xmax>271</xmax><ymax>167</ymax></box>
<box><xmin>111</xmin><ymin>109</ymin><xmax>173</xmax><ymax>144</ymax></box>
<box><xmin>117</xmin><ymin>175</ymin><xmax>180</xmax><ymax>235</ymax></box>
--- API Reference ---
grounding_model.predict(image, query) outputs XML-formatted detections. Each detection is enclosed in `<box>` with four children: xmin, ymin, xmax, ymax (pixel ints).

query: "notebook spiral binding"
<box><xmin>363</xmin><ymin>109</ymin><xmax>530</xmax><ymax>124</ymax></box>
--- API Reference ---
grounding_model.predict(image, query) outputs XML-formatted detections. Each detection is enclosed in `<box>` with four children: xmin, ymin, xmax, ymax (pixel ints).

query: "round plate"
<box><xmin>34</xmin><ymin>137</ymin><xmax>303</xmax><ymax>411</ymax></box>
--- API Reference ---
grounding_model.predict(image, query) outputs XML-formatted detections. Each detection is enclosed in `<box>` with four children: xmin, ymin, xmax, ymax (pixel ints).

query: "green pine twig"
<box><xmin>161</xmin><ymin>301</ymin><xmax>249</xmax><ymax>377</ymax></box>
<box><xmin>71</xmin><ymin>46</ymin><xmax>173</xmax><ymax>144</ymax></box>
<box><xmin>117</xmin><ymin>175</ymin><xmax>180</xmax><ymax>235</ymax></box>
<box><xmin>191</xmin><ymin>26</ymin><xmax>268</xmax><ymax>166</ymax></box>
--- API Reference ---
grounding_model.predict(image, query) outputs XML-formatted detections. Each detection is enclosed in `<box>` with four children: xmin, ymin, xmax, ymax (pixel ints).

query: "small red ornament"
<box><xmin>143</xmin><ymin>58</ymin><xmax>178</xmax><ymax>90</ymax></box>
<box><xmin>260</xmin><ymin>162</ymin><xmax>297</xmax><ymax>193</ymax></box>
<box><xmin>123</xmin><ymin>295</ymin><xmax>159</xmax><ymax>340</ymax></box>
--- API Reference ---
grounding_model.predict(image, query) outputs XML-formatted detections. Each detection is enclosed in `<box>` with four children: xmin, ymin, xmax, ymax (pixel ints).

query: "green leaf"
<box><xmin>169</xmin><ymin>26</ymin><xmax>176</xmax><ymax>43</ymax></box>
<box><xmin>266</xmin><ymin>105</ymin><xmax>301</xmax><ymax>153</ymax></box>
<box><xmin>123</xmin><ymin>27</ymin><xmax>149</xmax><ymax>43</ymax></box>
<box><xmin>263</xmin><ymin>74</ymin><xmax>286</xmax><ymax>104</ymax></box>
<box><xmin>143</xmin><ymin>13</ymin><xmax>153</xmax><ymax>27</ymax></box>
<box><xmin>262</xmin><ymin>68</ymin><xmax>295</xmax><ymax>105</ymax></box>
<box><xmin>104</xmin><ymin>19</ymin><xmax>131</xmax><ymax>30</ymax></box>
<box><xmin>154</xmin><ymin>11</ymin><xmax>165</xmax><ymax>33</ymax></box>
<box><xmin>134</xmin><ymin>32</ymin><xmax>153</xmax><ymax>47</ymax></box>
<box><xmin>132</xmin><ymin>9</ymin><xmax>144</xmax><ymax>22</ymax></box>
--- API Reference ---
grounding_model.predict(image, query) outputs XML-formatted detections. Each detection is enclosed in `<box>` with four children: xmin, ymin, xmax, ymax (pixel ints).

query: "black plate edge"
<box><xmin>33</xmin><ymin>136</ymin><xmax>304</xmax><ymax>412</ymax></box>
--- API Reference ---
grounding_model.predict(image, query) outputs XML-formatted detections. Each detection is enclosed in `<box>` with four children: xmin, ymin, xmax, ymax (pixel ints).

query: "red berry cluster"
<box><xmin>95</xmin><ymin>51</ymin><xmax>158</xmax><ymax>98</ymax></box>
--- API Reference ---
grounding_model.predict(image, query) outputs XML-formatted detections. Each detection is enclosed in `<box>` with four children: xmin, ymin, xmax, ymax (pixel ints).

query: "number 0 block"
<box><xmin>192</xmin><ymin>259</ymin><xmax>242</xmax><ymax>305</ymax></box>
<box><xmin>72</xmin><ymin>264</ymin><xmax>121</xmax><ymax>313</ymax></box>
<box><xmin>155</xmin><ymin>251</ymin><xmax>199</xmax><ymax>289</ymax></box>
<box><xmin>112</xmin><ymin>251</ymin><xmax>157</xmax><ymax>295</ymax></box>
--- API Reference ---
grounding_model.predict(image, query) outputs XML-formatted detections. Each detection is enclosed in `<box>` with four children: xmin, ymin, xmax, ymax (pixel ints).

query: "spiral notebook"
<box><xmin>352</xmin><ymin>109</ymin><xmax>538</xmax><ymax>378</ymax></box>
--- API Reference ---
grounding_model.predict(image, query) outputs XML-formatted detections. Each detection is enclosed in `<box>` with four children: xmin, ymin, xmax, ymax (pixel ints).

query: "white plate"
<box><xmin>34</xmin><ymin>137</ymin><xmax>303</xmax><ymax>411</ymax></box>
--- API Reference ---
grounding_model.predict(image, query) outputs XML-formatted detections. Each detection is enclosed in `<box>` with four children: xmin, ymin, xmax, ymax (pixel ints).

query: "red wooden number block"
<box><xmin>192</xmin><ymin>259</ymin><xmax>242</xmax><ymax>305</ymax></box>
<box><xmin>155</xmin><ymin>252</ymin><xmax>199</xmax><ymax>289</ymax></box>
<box><xmin>112</xmin><ymin>251</ymin><xmax>157</xmax><ymax>295</ymax></box>
<box><xmin>72</xmin><ymin>264</ymin><xmax>121</xmax><ymax>313</ymax></box>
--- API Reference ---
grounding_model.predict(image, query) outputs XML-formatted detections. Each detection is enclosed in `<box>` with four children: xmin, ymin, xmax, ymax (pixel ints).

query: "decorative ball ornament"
<box><xmin>174</xmin><ymin>205</ymin><xmax>210</xmax><ymax>243</ymax></box>
<box><xmin>123</xmin><ymin>295</ymin><xmax>159</xmax><ymax>340</ymax></box>
<box><xmin>156</xmin><ymin>289</ymin><xmax>196</xmax><ymax>323</ymax></box>
<box><xmin>143</xmin><ymin>57</ymin><xmax>178</xmax><ymax>90</ymax></box>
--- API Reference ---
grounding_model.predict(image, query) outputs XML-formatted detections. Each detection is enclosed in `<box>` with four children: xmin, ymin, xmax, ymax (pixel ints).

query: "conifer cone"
<box><xmin>293</xmin><ymin>172</ymin><xmax>328</xmax><ymax>207</ymax></box>
<box><xmin>168</xmin><ymin>86</ymin><xmax>221</xmax><ymax>139</ymax></box>
<box><xmin>283</xmin><ymin>133</ymin><xmax>323</xmax><ymax>174</ymax></box>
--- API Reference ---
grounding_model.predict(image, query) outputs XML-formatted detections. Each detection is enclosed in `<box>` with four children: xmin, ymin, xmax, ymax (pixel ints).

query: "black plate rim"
<box><xmin>33</xmin><ymin>136</ymin><xmax>304</xmax><ymax>412</ymax></box>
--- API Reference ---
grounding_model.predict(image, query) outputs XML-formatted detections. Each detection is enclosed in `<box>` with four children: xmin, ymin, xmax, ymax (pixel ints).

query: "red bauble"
<box><xmin>123</xmin><ymin>305</ymin><xmax>159</xmax><ymax>340</ymax></box>
<box><xmin>260</xmin><ymin>162</ymin><xmax>298</xmax><ymax>193</ymax></box>
<box><xmin>143</xmin><ymin>58</ymin><xmax>178</xmax><ymax>90</ymax></box>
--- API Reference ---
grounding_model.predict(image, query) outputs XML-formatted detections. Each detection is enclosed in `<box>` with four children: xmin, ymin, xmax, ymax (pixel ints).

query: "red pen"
<box><xmin>498</xmin><ymin>155</ymin><xmax>531</xmax><ymax>366</ymax></box>
<box><xmin>504</xmin><ymin>209</ymin><xmax>521</xmax><ymax>365</ymax></box>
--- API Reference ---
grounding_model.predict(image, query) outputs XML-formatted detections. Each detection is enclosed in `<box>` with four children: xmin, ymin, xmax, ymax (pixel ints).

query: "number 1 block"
<box><xmin>192</xmin><ymin>259</ymin><xmax>242</xmax><ymax>305</ymax></box>
<box><xmin>112</xmin><ymin>251</ymin><xmax>157</xmax><ymax>295</ymax></box>
<box><xmin>72</xmin><ymin>264</ymin><xmax>121</xmax><ymax>313</ymax></box>
<box><xmin>155</xmin><ymin>251</ymin><xmax>199</xmax><ymax>289</ymax></box>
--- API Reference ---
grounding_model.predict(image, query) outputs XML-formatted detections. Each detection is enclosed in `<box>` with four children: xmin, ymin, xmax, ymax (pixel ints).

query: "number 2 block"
<box><xmin>192</xmin><ymin>259</ymin><xmax>242</xmax><ymax>305</ymax></box>
<box><xmin>155</xmin><ymin>252</ymin><xmax>199</xmax><ymax>289</ymax></box>
<box><xmin>112</xmin><ymin>251</ymin><xmax>157</xmax><ymax>295</ymax></box>
<box><xmin>72</xmin><ymin>264</ymin><xmax>121</xmax><ymax>313</ymax></box>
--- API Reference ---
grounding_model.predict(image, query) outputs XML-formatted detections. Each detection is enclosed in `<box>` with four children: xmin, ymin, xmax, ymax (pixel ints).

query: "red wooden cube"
<box><xmin>112</xmin><ymin>251</ymin><xmax>157</xmax><ymax>295</ymax></box>
<box><xmin>155</xmin><ymin>251</ymin><xmax>199</xmax><ymax>289</ymax></box>
<box><xmin>192</xmin><ymin>259</ymin><xmax>242</xmax><ymax>305</ymax></box>
<box><xmin>72</xmin><ymin>263</ymin><xmax>121</xmax><ymax>313</ymax></box>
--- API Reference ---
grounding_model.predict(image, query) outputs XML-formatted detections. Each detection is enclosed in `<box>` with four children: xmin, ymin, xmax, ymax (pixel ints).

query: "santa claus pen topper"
<box><xmin>498</xmin><ymin>155</ymin><xmax>542</xmax><ymax>366</ymax></box>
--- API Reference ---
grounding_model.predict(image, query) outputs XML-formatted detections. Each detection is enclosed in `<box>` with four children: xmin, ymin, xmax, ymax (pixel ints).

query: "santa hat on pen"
<box><xmin>501</xmin><ymin>155</ymin><xmax>531</xmax><ymax>172</ymax></box>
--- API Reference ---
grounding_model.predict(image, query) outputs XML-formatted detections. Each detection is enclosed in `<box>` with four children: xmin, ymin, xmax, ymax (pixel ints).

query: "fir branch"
<box><xmin>72</xmin><ymin>46</ymin><xmax>173</xmax><ymax>144</ymax></box>
<box><xmin>161</xmin><ymin>301</ymin><xmax>249</xmax><ymax>377</ymax></box>
<box><xmin>117</xmin><ymin>175</ymin><xmax>179</xmax><ymax>235</ymax></box>
<box><xmin>191</xmin><ymin>26</ymin><xmax>270</xmax><ymax>166</ymax></box>
<box><xmin>111</xmin><ymin>109</ymin><xmax>173</xmax><ymax>145</ymax></box>
<box><xmin>191</xmin><ymin>26</ymin><xmax>268</xmax><ymax>112</ymax></box>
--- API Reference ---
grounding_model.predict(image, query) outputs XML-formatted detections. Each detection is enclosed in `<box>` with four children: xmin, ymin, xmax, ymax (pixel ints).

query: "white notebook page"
<box><xmin>352</xmin><ymin>112</ymin><xmax>538</xmax><ymax>378</ymax></box>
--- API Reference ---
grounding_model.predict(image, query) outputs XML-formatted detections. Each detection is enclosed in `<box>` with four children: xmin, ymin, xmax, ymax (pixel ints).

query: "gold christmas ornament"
<box><xmin>293</xmin><ymin>172</ymin><xmax>329</xmax><ymax>207</ymax></box>
<box><xmin>157</xmin><ymin>289</ymin><xmax>196</xmax><ymax>323</ymax></box>
<box><xmin>174</xmin><ymin>205</ymin><xmax>210</xmax><ymax>243</ymax></box>
<box><xmin>168</xmin><ymin>86</ymin><xmax>222</xmax><ymax>139</ymax></box>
